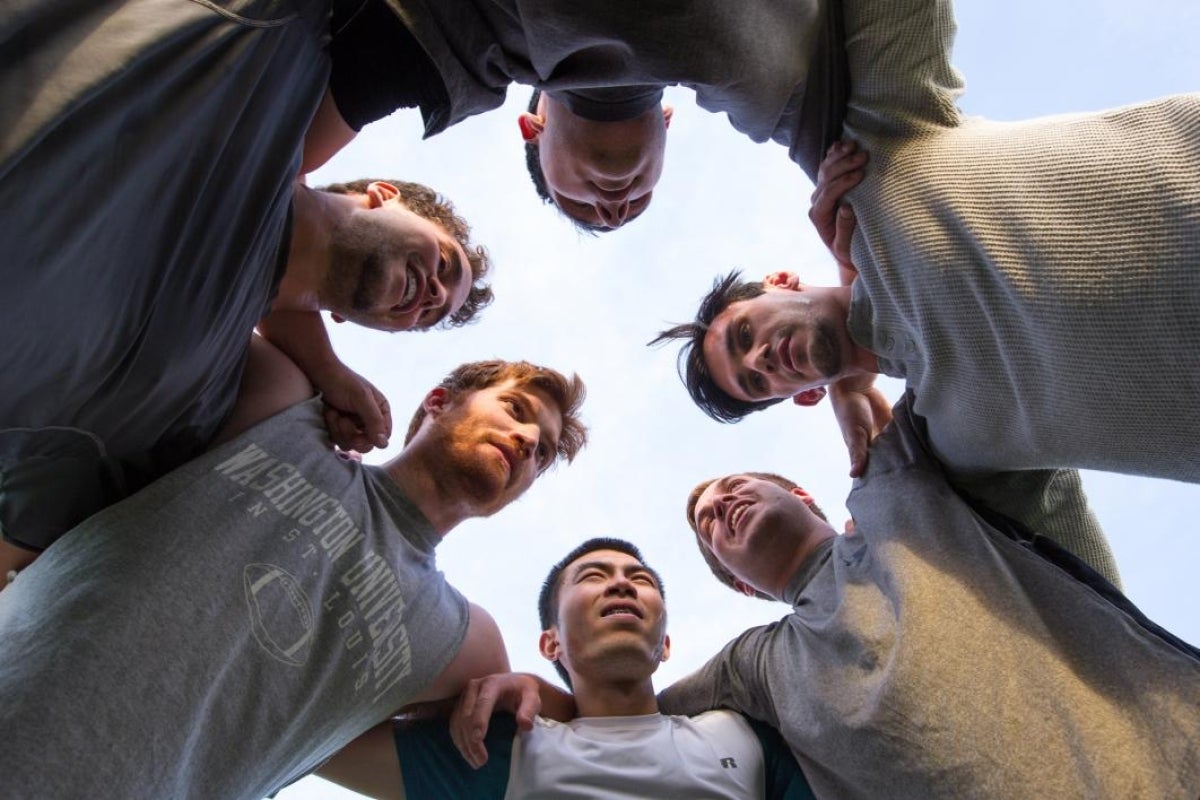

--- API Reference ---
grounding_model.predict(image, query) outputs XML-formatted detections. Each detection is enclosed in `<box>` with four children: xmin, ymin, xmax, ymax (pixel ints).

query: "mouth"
<box><xmin>395</xmin><ymin>265</ymin><xmax>420</xmax><ymax>312</ymax></box>
<box><xmin>727</xmin><ymin>500</ymin><xmax>751</xmax><ymax>536</ymax></box>
<box><xmin>601</xmin><ymin>603</ymin><xmax>643</xmax><ymax>619</ymax></box>
<box><xmin>777</xmin><ymin>336</ymin><xmax>797</xmax><ymax>375</ymax></box>
<box><xmin>492</xmin><ymin>442</ymin><xmax>518</xmax><ymax>477</ymax></box>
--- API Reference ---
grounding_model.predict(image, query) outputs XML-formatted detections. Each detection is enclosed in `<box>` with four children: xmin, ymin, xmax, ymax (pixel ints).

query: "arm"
<box><xmin>301</xmin><ymin>87</ymin><xmax>358</xmax><ymax>175</ymax></box>
<box><xmin>256</xmin><ymin>309</ymin><xmax>392</xmax><ymax>452</ymax></box>
<box><xmin>317</xmin><ymin>603</ymin><xmax>510</xmax><ymax>797</ymax></box>
<box><xmin>317</xmin><ymin>721</ymin><xmax>406</xmax><ymax>800</ymax></box>
<box><xmin>212</xmin><ymin>334</ymin><xmax>315</xmax><ymax>445</ymax></box>
<box><xmin>658</xmin><ymin>628</ymin><xmax>779</xmax><ymax>727</ymax></box>
<box><xmin>449</xmin><ymin>672</ymin><xmax>574</xmax><ymax>769</ymax></box>
<box><xmin>949</xmin><ymin>468</ymin><xmax>1122</xmax><ymax>589</ymax></box>
<box><xmin>841</xmin><ymin>0</ymin><xmax>964</xmax><ymax>137</ymax></box>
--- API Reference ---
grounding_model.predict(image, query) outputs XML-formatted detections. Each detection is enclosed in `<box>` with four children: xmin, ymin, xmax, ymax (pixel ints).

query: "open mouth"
<box><xmin>396</xmin><ymin>265</ymin><xmax>420</xmax><ymax>311</ymax></box>
<box><xmin>777</xmin><ymin>336</ymin><xmax>796</xmax><ymax>374</ymax></box>
<box><xmin>601</xmin><ymin>603</ymin><xmax>642</xmax><ymax>619</ymax></box>
<box><xmin>728</xmin><ymin>501</ymin><xmax>750</xmax><ymax>535</ymax></box>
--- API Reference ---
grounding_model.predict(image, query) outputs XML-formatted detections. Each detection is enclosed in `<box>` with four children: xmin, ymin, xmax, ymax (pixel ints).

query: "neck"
<box><xmin>764</xmin><ymin>525</ymin><xmax>835</xmax><ymax>600</ymax></box>
<box><xmin>570</xmin><ymin>674</ymin><xmax>659</xmax><ymax>718</ymax></box>
<box><xmin>273</xmin><ymin>184</ymin><xmax>354</xmax><ymax>313</ymax></box>
<box><xmin>380</xmin><ymin>449</ymin><xmax>469</xmax><ymax>537</ymax></box>
<box><xmin>831</xmin><ymin>284</ymin><xmax>882</xmax><ymax>377</ymax></box>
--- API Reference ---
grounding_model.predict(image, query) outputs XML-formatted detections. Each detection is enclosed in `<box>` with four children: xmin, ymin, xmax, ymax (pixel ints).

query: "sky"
<box><xmin>284</xmin><ymin>2</ymin><xmax>1200</xmax><ymax>796</ymax></box>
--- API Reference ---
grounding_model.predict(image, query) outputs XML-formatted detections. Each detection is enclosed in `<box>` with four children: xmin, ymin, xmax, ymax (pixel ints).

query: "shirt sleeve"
<box><xmin>949</xmin><ymin>467</ymin><xmax>1122</xmax><ymax>589</ymax></box>
<box><xmin>841</xmin><ymin>0</ymin><xmax>964</xmax><ymax>137</ymax></box>
<box><xmin>0</xmin><ymin>428</ymin><xmax>127</xmax><ymax>551</ymax></box>
<box><xmin>657</xmin><ymin>625</ymin><xmax>781</xmax><ymax>727</ymax></box>
<box><xmin>393</xmin><ymin>713</ymin><xmax>516</xmax><ymax>799</ymax></box>
<box><xmin>744</xmin><ymin>717</ymin><xmax>817</xmax><ymax>800</ymax></box>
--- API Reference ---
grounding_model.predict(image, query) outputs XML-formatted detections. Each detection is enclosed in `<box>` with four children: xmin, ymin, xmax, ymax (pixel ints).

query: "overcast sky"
<box><xmin>285</xmin><ymin>2</ymin><xmax>1200</xmax><ymax>796</ymax></box>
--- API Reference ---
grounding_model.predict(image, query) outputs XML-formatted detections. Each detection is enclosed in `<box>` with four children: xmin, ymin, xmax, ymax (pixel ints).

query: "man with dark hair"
<box><xmin>659</xmin><ymin>394</ymin><xmax>1200</xmax><ymax>799</ymax></box>
<box><xmin>0</xmin><ymin>343</ymin><xmax>585</xmax><ymax>799</ymax></box>
<box><xmin>317</xmin><ymin>537</ymin><xmax>815</xmax><ymax>800</ymax></box>
<box><xmin>0</xmin><ymin>175</ymin><xmax>492</xmax><ymax>578</ymax></box>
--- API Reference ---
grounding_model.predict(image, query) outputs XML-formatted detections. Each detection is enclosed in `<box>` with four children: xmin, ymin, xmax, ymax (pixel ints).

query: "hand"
<box><xmin>809</xmin><ymin>140</ymin><xmax>867</xmax><ymax>283</ymax></box>
<box><xmin>314</xmin><ymin>364</ymin><xmax>392</xmax><ymax>453</ymax></box>
<box><xmin>828</xmin><ymin>377</ymin><xmax>893</xmax><ymax>477</ymax></box>
<box><xmin>450</xmin><ymin>672</ymin><xmax>542</xmax><ymax>769</ymax></box>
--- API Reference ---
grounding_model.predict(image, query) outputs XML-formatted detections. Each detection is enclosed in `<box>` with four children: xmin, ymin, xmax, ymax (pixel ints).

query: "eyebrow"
<box><xmin>571</xmin><ymin>559</ymin><xmax>656</xmax><ymax>585</ymax></box>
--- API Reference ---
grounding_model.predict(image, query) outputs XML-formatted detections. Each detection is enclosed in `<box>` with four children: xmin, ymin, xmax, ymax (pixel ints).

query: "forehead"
<box><xmin>700</xmin><ymin>301</ymin><xmax>751</xmax><ymax>399</ymax></box>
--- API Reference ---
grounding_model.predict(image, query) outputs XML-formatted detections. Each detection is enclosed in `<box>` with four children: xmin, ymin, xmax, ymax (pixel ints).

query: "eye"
<box><xmin>536</xmin><ymin>442</ymin><xmax>549</xmax><ymax>465</ymax></box>
<box><xmin>737</xmin><ymin>320</ymin><xmax>752</xmax><ymax>349</ymax></box>
<box><xmin>748</xmin><ymin>372</ymin><xmax>767</xmax><ymax>394</ymax></box>
<box><xmin>503</xmin><ymin>397</ymin><xmax>523</xmax><ymax>418</ymax></box>
<box><xmin>632</xmin><ymin>572</ymin><xmax>656</xmax><ymax>586</ymax></box>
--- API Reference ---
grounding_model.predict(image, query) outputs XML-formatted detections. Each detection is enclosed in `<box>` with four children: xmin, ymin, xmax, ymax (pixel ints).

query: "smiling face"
<box><xmin>541</xmin><ymin>548</ymin><xmax>669</xmax><ymax>687</ymax></box>
<box><xmin>701</xmin><ymin>284</ymin><xmax>854</xmax><ymax>403</ymax></box>
<box><xmin>523</xmin><ymin>94</ymin><xmax>671</xmax><ymax>230</ymax></box>
<box><xmin>690</xmin><ymin>475</ymin><xmax>833</xmax><ymax>598</ymax></box>
<box><xmin>424</xmin><ymin>379</ymin><xmax>564</xmax><ymax>518</ymax></box>
<box><xmin>324</xmin><ymin>192</ymin><xmax>472</xmax><ymax>332</ymax></box>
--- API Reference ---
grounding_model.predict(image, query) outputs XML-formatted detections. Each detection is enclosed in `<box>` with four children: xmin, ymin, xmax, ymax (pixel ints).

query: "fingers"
<box><xmin>847</xmin><ymin>430</ymin><xmax>869</xmax><ymax>478</ymax></box>
<box><xmin>450</xmin><ymin>678</ymin><xmax>491</xmax><ymax>769</ymax></box>
<box><xmin>809</xmin><ymin>140</ymin><xmax>868</xmax><ymax>251</ymax></box>
<box><xmin>833</xmin><ymin>205</ymin><xmax>858</xmax><ymax>275</ymax></box>
<box><xmin>351</xmin><ymin>387</ymin><xmax>390</xmax><ymax>451</ymax></box>
<box><xmin>324</xmin><ymin>407</ymin><xmax>369</xmax><ymax>452</ymax></box>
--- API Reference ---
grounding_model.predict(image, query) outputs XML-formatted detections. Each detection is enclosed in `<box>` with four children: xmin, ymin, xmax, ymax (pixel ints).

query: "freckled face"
<box><xmin>430</xmin><ymin>380</ymin><xmax>563</xmax><ymax>517</ymax></box>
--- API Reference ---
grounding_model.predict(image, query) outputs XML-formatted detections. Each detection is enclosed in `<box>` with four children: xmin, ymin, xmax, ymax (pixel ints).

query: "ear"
<box><xmin>762</xmin><ymin>270</ymin><xmax>802</xmax><ymax>291</ymax></box>
<box><xmin>792</xmin><ymin>387</ymin><xmax>827</xmax><ymax>407</ymax></box>
<box><xmin>790</xmin><ymin>486</ymin><xmax>818</xmax><ymax>506</ymax></box>
<box><xmin>538</xmin><ymin>628</ymin><xmax>561</xmax><ymax>662</ymax></box>
<box><xmin>732</xmin><ymin>579</ymin><xmax>758</xmax><ymax>598</ymax></box>
<box><xmin>365</xmin><ymin>181</ymin><xmax>400</xmax><ymax>208</ymax></box>
<box><xmin>421</xmin><ymin>386</ymin><xmax>450</xmax><ymax>419</ymax></box>
<box><xmin>662</xmin><ymin>105</ymin><xmax>674</xmax><ymax>130</ymax></box>
<box><xmin>659</xmin><ymin>633</ymin><xmax>672</xmax><ymax>663</ymax></box>
<box><xmin>517</xmin><ymin>113</ymin><xmax>545</xmax><ymax>143</ymax></box>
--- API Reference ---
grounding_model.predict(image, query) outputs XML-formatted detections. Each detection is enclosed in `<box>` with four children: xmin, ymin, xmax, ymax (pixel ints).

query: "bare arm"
<box><xmin>214</xmin><ymin>335</ymin><xmax>315</xmax><ymax>445</ymax></box>
<box><xmin>301</xmin><ymin>87</ymin><xmax>358</xmax><ymax>175</ymax></box>
<box><xmin>316</xmin><ymin>604</ymin><xmax>508</xmax><ymax>796</ymax></box>
<box><xmin>449</xmin><ymin>672</ymin><xmax>575</xmax><ymax>768</ymax></box>
<box><xmin>316</xmin><ymin>721</ymin><xmax>406</xmax><ymax>800</ymax></box>
<box><xmin>257</xmin><ymin>310</ymin><xmax>392</xmax><ymax>452</ymax></box>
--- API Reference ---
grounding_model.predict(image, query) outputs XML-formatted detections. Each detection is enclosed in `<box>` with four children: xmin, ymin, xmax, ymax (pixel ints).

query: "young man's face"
<box><xmin>426</xmin><ymin>379</ymin><xmax>564</xmax><ymax>518</ymax></box>
<box><xmin>525</xmin><ymin>94</ymin><xmax>671</xmax><ymax>230</ymax></box>
<box><xmin>325</xmin><ymin>185</ymin><xmax>472</xmax><ymax>332</ymax></box>
<box><xmin>702</xmin><ymin>284</ymin><xmax>851</xmax><ymax>403</ymax></box>
<box><xmin>542</xmin><ymin>549</ymin><xmax>669</xmax><ymax>683</ymax></box>
<box><xmin>691</xmin><ymin>475</ymin><xmax>823</xmax><ymax>596</ymax></box>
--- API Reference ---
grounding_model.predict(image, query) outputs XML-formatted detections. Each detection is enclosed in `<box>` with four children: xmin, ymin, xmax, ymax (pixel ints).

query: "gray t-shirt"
<box><xmin>0</xmin><ymin>398</ymin><xmax>469</xmax><ymax>800</ymax></box>
<box><xmin>659</xmin><ymin>396</ymin><xmax>1200</xmax><ymax>799</ymax></box>
<box><xmin>0</xmin><ymin>0</ymin><xmax>332</xmax><ymax>550</ymax></box>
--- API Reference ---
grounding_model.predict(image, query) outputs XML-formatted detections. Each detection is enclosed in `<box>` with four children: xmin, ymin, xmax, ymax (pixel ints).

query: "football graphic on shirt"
<box><xmin>243</xmin><ymin>563</ymin><xmax>315</xmax><ymax>667</ymax></box>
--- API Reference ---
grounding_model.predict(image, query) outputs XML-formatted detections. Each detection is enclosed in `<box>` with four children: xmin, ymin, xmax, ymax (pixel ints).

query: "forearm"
<box><xmin>257</xmin><ymin>309</ymin><xmax>341</xmax><ymax>385</ymax></box>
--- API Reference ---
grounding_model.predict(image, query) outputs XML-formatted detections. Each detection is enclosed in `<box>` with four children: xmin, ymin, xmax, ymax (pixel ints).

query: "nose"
<box><xmin>746</xmin><ymin>340</ymin><xmax>774</xmax><ymax>374</ymax></box>
<box><xmin>595</xmin><ymin>198</ymin><xmax>631</xmax><ymax>228</ymax></box>
<box><xmin>604</xmin><ymin>573</ymin><xmax>637</xmax><ymax>597</ymax></box>
<box><xmin>511</xmin><ymin>427</ymin><xmax>539</xmax><ymax>463</ymax></box>
<box><xmin>421</xmin><ymin>275</ymin><xmax>447</xmax><ymax>310</ymax></box>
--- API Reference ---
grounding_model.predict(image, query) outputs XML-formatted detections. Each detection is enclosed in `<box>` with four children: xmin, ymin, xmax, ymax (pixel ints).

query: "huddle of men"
<box><xmin>3</xmin><ymin>0</ymin><xmax>1199</xmax><ymax>798</ymax></box>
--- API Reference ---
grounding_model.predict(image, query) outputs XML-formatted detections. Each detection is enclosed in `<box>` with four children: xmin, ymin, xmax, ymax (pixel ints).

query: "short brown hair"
<box><xmin>685</xmin><ymin>472</ymin><xmax>827</xmax><ymax>600</ymax></box>
<box><xmin>319</xmin><ymin>179</ymin><xmax>493</xmax><ymax>327</ymax></box>
<box><xmin>403</xmin><ymin>360</ymin><xmax>587</xmax><ymax>468</ymax></box>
